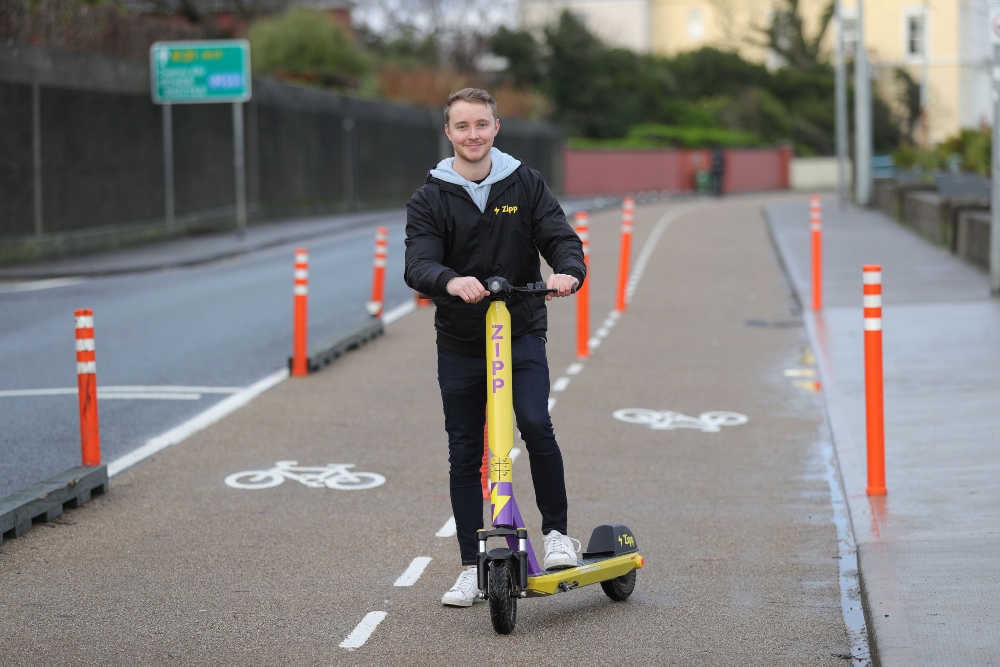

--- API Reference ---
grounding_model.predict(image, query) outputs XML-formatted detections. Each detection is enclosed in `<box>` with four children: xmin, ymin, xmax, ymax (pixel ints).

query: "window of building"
<box><xmin>839</xmin><ymin>7</ymin><xmax>858</xmax><ymax>57</ymax></box>
<box><xmin>904</xmin><ymin>7</ymin><xmax>928</xmax><ymax>59</ymax></box>
<box><xmin>687</xmin><ymin>7</ymin><xmax>704</xmax><ymax>40</ymax></box>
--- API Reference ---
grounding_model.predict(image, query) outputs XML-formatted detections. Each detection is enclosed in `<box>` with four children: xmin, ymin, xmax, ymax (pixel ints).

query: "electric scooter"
<box><xmin>476</xmin><ymin>276</ymin><xmax>645</xmax><ymax>634</ymax></box>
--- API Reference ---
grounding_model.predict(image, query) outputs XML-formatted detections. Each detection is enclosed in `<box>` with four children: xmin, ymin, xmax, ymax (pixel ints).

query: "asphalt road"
<box><xmin>0</xmin><ymin>215</ymin><xmax>410</xmax><ymax>498</ymax></box>
<box><xmin>0</xmin><ymin>195</ymin><xmax>857</xmax><ymax>665</ymax></box>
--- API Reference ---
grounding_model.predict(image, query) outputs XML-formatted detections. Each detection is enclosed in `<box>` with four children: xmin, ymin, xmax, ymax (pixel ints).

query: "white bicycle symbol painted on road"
<box><xmin>225</xmin><ymin>461</ymin><xmax>386</xmax><ymax>490</ymax></box>
<box><xmin>613</xmin><ymin>409</ymin><xmax>748</xmax><ymax>433</ymax></box>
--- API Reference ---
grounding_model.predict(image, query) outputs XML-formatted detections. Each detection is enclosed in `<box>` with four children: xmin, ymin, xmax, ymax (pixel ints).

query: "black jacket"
<box><xmin>404</xmin><ymin>164</ymin><xmax>586</xmax><ymax>357</ymax></box>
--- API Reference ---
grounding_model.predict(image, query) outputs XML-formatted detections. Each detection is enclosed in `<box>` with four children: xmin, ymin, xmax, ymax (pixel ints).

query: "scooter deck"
<box><xmin>525</xmin><ymin>552</ymin><xmax>645</xmax><ymax>597</ymax></box>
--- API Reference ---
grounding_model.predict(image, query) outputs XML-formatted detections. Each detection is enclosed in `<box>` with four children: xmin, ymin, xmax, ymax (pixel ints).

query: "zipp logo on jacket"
<box><xmin>493</xmin><ymin>205</ymin><xmax>519</xmax><ymax>215</ymax></box>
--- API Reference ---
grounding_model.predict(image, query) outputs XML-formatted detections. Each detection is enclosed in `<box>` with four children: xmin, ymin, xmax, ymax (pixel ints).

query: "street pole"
<box><xmin>343</xmin><ymin>118</ymin><xmax>358</xmax><ymax>211</ymax></box>
<box><xmin>233</xmin><ymin>101</ymin><xmax>247</xmax><ymax>239</ymax></box>
<box><xmin>921</xmin><ymin>1</ymin><xmax>930</xmax><ymax>147</ymax></box>
<box><xmin>32</xmin><ymin>80</ymin><xmax>43</xmax><ymax>237</ymax></box>
<box><xmin>162</xmin><ymin>103</ymin><xmax>175</xmax><ymax>229</ymax></box>
<box><xmin>991</xmin><ymin>43</ymin><xmax>1000</xmax><ymax>294</ymax></box>
<box><xmin>854</xmin><ymin>0</ymin><xmax>872</xmax><ymax>206</ymax></box>
<box><xmin>835</xmin><ymin>0</ymin><xmax>848</xmax><ymax>206</ymax></box>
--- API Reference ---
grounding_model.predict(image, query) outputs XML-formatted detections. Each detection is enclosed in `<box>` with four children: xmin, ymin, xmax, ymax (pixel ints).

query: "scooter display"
<box><xmin>476</xmin><ymin>276</ymin><xmax>645</xmax><ymax>634</ymax></box>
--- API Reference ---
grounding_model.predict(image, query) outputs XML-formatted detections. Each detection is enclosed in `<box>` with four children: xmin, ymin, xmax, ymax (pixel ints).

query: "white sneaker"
<box><xmin>441</xmin><ymin>567</ymin><xmax>481</xmax><ymax>607</ymax></box>
<box><xmin>543</xmin><ymin>530</ymin><xmax>579</xmax><ymax>570</ymax></box>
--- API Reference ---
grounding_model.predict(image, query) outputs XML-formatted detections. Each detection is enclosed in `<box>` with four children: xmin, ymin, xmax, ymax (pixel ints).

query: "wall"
<box><xmin>790</xmin><ymin>156</ymin><xmax>853</xmax><ymax>192</ymax></box>
<box><xmin>0</xmin><ymin>42</ymin><xmax>563</xmax><ymax>263</ymax></box>
<box><xmin>563</xmin><ymin>146</ymin><xmax>792</xmax><ymax>196</ymax></box>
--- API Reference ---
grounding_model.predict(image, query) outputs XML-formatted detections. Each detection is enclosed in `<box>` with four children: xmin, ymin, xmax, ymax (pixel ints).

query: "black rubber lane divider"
<box><xmin>287</xmin><ymin>316</ymin><xmax>385</xmax><ymax>373</ymax></box>
<box><xmin>0</xmin><ymin>465</ymin><xmax>108</xmax><ymax>546</ymax></box>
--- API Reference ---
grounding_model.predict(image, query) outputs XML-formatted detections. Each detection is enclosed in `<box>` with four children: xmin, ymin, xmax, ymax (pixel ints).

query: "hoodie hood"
<box><xmin>430</xmin><ymin>148</ymin><xmax>521</xmax><ymax>212</ymax></box>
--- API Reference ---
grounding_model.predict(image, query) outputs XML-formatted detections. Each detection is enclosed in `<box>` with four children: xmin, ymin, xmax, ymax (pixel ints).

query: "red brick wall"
<box><xmin>563</xmin><ymin>147</ymin><xmax>792</xmax><ymax>196</ymax></box>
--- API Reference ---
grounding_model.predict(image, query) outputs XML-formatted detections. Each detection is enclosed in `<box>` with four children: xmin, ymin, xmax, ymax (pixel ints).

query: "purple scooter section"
<box><xmin>493</xmin><ymin>484</ymin><xmax>543</xmax><ymax>576</ymax></box>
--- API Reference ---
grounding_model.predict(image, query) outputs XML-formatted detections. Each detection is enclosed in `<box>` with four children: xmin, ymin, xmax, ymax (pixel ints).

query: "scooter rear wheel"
<box><xmin>488</xmin><ymin>559</ymin><xmax>517</xmax><ymax>634</ymax></box>
<box><xmin>600</xmin><ymin>569</ymin><xmax>637</xmax><ymax>601</ymax></box>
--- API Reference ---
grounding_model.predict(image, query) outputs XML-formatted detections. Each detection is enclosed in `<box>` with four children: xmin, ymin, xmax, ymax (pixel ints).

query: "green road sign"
<box><xmin>150</xmin><ymin>40</ymin><xmax>251</xmax><ymax>104</ymax></box>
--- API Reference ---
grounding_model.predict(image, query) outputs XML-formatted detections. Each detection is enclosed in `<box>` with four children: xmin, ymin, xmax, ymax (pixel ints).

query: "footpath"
<box><xmin>0</xmin><ymin>193</ymin><xmax>858</xmax><ymax>665</ymax></box>
<box><xmin>767</xmin><ymin>199</ymin><xmax>1000</xmax><ymax>666</ymax></box>
<box><xmin>0</xmin><ymin>197</ymin><xmax>618</xmax><ymax>281</ymax></box>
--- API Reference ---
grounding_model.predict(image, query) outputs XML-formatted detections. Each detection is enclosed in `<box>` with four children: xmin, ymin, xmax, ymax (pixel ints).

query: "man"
<box><xmin>710</xmin><ymin>146</ymin><xmax>725</xmax><ymax>197</ymax></box>
<box><xmin>404</xmin><ymin>88</ymin><xmax>586</xmax><ymax>607</ymax></box>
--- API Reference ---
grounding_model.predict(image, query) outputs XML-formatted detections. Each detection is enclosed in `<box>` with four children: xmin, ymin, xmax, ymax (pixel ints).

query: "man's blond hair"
<box><xmin>444</xmin><ymin>88</ymin><xmax>498</xmax><ymax>124</ymax></box>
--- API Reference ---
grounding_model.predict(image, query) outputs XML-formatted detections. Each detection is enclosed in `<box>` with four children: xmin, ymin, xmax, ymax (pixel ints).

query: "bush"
<box><xmin>937</xmin><ymin>128</ymin><xmax>991</xmax><ymax>176</ymax></box>
<box><xmin>892</xmin><ymin>128</ymin><xmax>992</xmax><ymax>177</ymax></box>
<box><xmin>249</xmin><ymin>9</ymin><xmax>370</xmax><ymax>89</ymax></box>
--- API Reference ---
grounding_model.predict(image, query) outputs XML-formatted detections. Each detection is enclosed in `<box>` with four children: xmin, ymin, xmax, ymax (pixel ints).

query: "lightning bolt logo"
<box><xmin>494</xmin><ymin>207</ymin><xmax>500</xmax><ymax>214</ymax></box>
<box><xmin>490</xmin><ymin>483</ymin><xmax>511</xmax><ymax>521</ymax></box>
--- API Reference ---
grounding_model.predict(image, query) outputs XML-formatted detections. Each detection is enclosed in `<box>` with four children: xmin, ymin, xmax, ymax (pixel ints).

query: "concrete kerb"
<box><xmin>761</xmin><ymin>203</ymin><xmax>908</xmax><ymax>667</ymax></box>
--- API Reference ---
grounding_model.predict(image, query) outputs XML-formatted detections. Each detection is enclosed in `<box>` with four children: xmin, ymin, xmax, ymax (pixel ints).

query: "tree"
<box><xmin>757</xmin><ymin>0</ymin><xmax>835</xmax><ymax>69</ymax></box>
<box><xmin>249</xmin><ymin>9</ymin><xmax>370</xmax><ymax>88</ymax></box>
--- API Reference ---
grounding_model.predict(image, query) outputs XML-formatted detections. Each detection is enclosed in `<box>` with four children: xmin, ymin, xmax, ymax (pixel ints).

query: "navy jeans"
<box><xmin>437</xmin><ymin>335</ymin><xmax>568</xmax><ymax>565</ymax></box>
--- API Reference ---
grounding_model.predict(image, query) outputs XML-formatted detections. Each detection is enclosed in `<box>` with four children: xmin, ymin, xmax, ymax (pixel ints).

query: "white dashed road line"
<box><xmin>566</xmin><ymin>362</ymin><xmax>584</xmax><ymax>375</ymax></box>
<box><xmin>552</xmin><ymin>377</ymin><xmax>570</xmax><ymax>392</ymax></box>
<box><xmin>435</xmin><ymin>516</ymin><xmax>457</xmax><ymax>538</ymax></box>
<box><xmin>394</xmin><ymin>557</ymin><xmax>432</xmax><ymax>586</ymax></box>
<box><xmin>340</xmin><ymin>611</ymin><xmax>388</xmax><ymax>649</ymax></box>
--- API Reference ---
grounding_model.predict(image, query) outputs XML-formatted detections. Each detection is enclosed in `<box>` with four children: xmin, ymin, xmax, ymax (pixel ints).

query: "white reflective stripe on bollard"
<box><xmin>863</xmin><ymin>271</ymin><xmax>882</xmax><ymax>284</ymax></box>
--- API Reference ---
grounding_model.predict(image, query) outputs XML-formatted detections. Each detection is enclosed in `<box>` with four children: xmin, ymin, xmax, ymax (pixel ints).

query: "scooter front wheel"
<box><xmin>488</xmin><ymin>559</ymin><xmax>517</xmax><ymax>634</ymax></box>
<box><xmin>600</xmin><ymin>569</ymin><xmax>637</xmax><ymax>601</ymax></box>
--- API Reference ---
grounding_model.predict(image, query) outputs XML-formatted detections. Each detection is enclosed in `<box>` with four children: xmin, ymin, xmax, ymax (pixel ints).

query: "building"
<box><xmin>519</xmin><ymin>0</ymin><xmax>992</xmax><ymax>144</ymax></box>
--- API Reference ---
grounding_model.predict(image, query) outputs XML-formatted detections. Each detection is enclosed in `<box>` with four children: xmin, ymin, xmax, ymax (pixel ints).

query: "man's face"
<box><xmin>445</xmin><ymin>101</ymin><xmax>499</xmax><ymax>164</ymax></box>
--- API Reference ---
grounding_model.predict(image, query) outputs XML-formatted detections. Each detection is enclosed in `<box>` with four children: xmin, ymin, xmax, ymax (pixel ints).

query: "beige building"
<box><xmin>519</xmin><ymin>0</ymin><xmax>993</xmax><ymax>144</ymax></box>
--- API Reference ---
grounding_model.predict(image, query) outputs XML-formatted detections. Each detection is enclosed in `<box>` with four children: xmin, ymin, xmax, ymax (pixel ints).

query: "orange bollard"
<box><xmin>863</xmin><ymin>264</ymin><xmax>887</xmax><ymax>495</ymax></box>
<box><xmin>615</xmin><ymin>197</ymin><xmax>634</xmax><ymax>313</ymax></box>
<box><xmin>291</xmin><ymin>248</ymin><xmax>309</xmax><ymax>377</ymax></box>
<box><xmin>415</xmin><ymin>291</ymin><xmax>432</xmax><ymax>307</ymax></box>
<box><xmin>811</xmin><ymin>195</ymin><xmax>822</xmax><ymax>312</ymax></box>
<box><xmin>367</xmin><ymin>227</ymin><xmax>388</xmax><ymax>318</ymax></box>
<box><xmin>74</xmin><ymin>309</ymin><xmax>101</xmax><ymax>466</ymax></box>
<box><xmin>574</xmin><ymin>211</ymin><xmax>590</xmax><ymax>359</ymax></box>
<box><xmin>480</xmin><ymin>417</ymin><xmax>490</xmax><ymax>500</ymax></box>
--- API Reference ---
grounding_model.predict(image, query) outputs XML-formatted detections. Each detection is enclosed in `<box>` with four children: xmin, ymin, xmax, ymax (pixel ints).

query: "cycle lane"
<box><xmin>0</xmin><ymin>194</ymin><xmax>857</xmax><ymax>665</ymax></box>
<box><xmin>347</xmin><ymin>194</ymin><xmax>857</xmax><ymax>664</ymax></box>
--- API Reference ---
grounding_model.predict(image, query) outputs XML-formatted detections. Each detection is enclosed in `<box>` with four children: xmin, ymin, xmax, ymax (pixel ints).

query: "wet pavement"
<box><xmin>0</xmin><ymin>194</ymin><xmax>857</xmax><ymax>665</ymax></box>
<box><xmin>767</xmin><ymin>199</ymin><xmax>1000</xmax><ymax>666</ymax></box>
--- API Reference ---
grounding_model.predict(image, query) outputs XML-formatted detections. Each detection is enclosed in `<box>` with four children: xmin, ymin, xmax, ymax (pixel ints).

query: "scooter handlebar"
<box><xmin>484</xmin><ymin>277</ymin><xmax>559</xmax><ymax>298</ymax></box>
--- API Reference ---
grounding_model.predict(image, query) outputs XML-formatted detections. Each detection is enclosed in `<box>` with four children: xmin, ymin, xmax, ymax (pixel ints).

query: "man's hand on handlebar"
<box><xmin>447</xmin><ymin>276</ymin><xmax>490</xmax><ymax>303</ymax></box>
<box><xmin>546</xmin><ymin>274</ymin><xmax>579</xmax><ymax>301</ymax></box>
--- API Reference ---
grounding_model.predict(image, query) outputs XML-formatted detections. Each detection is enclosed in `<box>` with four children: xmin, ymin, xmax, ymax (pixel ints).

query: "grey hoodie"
<box><xmin>429</xmin><ymin>147</ymin><xmax>521</xmax><ymax>213</ymax></box>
